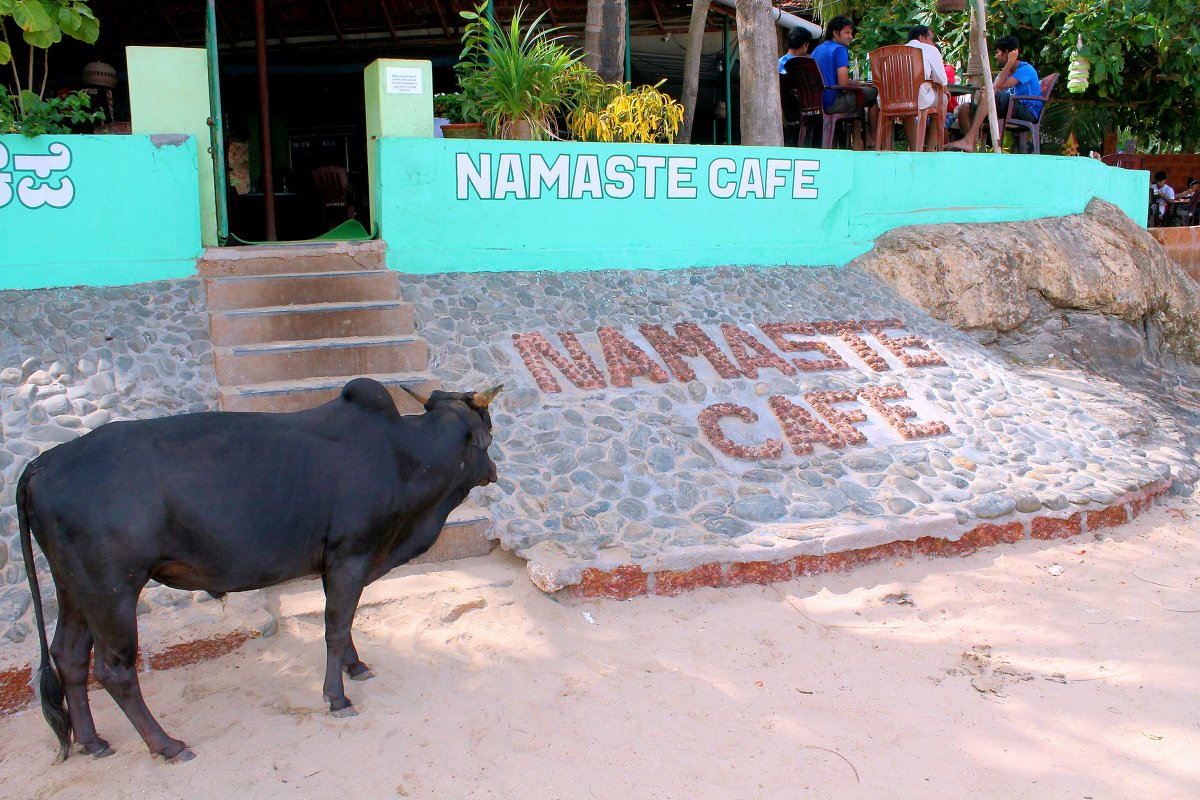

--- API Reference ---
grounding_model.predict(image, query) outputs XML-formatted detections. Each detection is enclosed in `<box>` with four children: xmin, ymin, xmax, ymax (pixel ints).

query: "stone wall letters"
<box><xmin>513</xmin><ymin>319</ymin><xmax>951</xmax><ymax>462</ymax></box>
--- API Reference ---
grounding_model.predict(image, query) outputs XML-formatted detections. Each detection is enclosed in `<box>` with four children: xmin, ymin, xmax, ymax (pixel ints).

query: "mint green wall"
<box><xmin>0</xmin><ymin>135</ymin><xmax>202</xmax><ymax>289</ymax></box>
<box><xmin>127</xmin><ymin>46</ymin><xmax>217</xmax><ymax>247</ymax></box>
<box><xmin>364</xmin><ymin>59</ymin><xmax>434</xmax><ymax>230</ymax></box>
<box><xmin>376</xmin><ymin>139</ymin><xmax>1149</xmax><ymax>273</ymax></box>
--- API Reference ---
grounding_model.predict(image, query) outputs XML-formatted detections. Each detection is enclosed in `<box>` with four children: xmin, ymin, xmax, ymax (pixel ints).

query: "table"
<box><xmin>946</xmin><ymin>83</ymin><xmax>979</xmax><ymax>96</ymax></box>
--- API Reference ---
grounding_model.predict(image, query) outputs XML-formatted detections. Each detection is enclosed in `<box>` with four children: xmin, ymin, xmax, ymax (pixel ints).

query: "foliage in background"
<box><xmin>456</xmin><ymin>2</ymin><xmax>580</xmax><ymax>139</ymax></box>
<box><xmin>0</xmin><ymin>84</ymin><xmax>100</xmax><ymax>134</ymax></box>
<box><xmin>835</xmin><ymin>0</ymin><xmax>1200</xmax><ymax>152</ymax></box>
<box><xmin>566</xmin><ymin>77</ymin><xmax>684</xmax><ymax>143</ymax></box>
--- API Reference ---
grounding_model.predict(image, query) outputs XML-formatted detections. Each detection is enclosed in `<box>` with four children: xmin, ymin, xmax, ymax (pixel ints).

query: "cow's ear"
<box><xmin>470</xmin><ymin>426</ymin><xmax>491</xmax><ymax>450</ymax></box>
<box><xmin>470</xmin><ymin>384</ymin><xmax>503</xmax><ymax>409</ymax></box>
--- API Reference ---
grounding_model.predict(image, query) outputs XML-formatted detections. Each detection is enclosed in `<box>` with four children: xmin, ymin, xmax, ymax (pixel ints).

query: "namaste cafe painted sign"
<box><xmin>512</xmin><ymin>319</ymin><xmax>952</xmax><ymax>463</ymax></box>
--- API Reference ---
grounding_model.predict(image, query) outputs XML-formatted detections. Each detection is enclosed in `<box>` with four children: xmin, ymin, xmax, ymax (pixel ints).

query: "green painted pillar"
<box><xmin>363</xmin><ymin>59</ymin><xmax>434</xmax><ymax>237</ymax></box>
<box><xmin>128</xmin><ymin>46</ymin><xmax>217</xmax><ymax>247</ymax></box>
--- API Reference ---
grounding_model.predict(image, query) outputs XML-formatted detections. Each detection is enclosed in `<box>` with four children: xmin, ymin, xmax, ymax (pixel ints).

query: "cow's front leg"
<box><xmin>342</xmin><ymin>636</ymin><xmax>374</xmax><ymax>681</ymax></box>
<box><xmin>320</xmin><ymin>563</ymin><xmax>368</xmax><ymax>717</ymax></box>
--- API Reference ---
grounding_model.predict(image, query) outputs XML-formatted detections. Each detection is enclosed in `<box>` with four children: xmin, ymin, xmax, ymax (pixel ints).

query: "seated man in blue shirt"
<box><xmin>779</xmin><ymin>27</ymin><xmax>814</xmax><ymax>74</ymax></box>
<box><xmin>810</xmin><ymin>15</ymin><xmax>878</xmax><ymax>150</ymax></box>
<box><xmin>947</xmin><ymin>34</ymin><xmax>1043</xmax><ymax>151</ymax></box>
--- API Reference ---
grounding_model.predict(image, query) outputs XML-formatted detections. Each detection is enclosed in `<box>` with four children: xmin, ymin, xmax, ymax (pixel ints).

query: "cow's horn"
<box><xmin>400</xmin><ymin>385</ymin><xmax>430</xmax><ymax>406</ymax></box>
<box><xmin>471</xmin><ymin>384</ymin><xmax>503</xmax><ymax>408</ymax></box>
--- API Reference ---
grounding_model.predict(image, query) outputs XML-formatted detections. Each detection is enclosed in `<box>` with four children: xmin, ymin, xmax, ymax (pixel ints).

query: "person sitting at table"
<box><xmin>1151</xmin><ymin>171</ymin><xmax>1176</xmax><ymax>224</ymax></box>
<box><xmin>945</xmin><ymin>34</ymin><xmax>1042</xmax><ymax>152</ymax></box>
<box><xmin>811</xmin><ymin>15</ymin><xmax>878</xmax><ymax>149</ymax></box>
<box><xmin>779</xmin><ymin>27</ymin><xmax>814</xmax><ymax>73</ymax></box>
<box><xmin>903</xmin><ymin>24</ymin><xmax>949</xmax><ymax>150</ymax></box>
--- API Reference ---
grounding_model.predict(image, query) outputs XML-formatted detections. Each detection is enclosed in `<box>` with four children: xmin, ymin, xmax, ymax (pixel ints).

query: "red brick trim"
<box><xmin>726</xmin><ymin>560</ymin><xmax>793</xmax><ymax>587</ymax></box>
<box><xmin>566</xmin><ymin>486</ymin><xmax>1178</xmax><ymax>600</ymax></box>
<box><xmin>653</xmin><ymin>563</ymin><xmax>723</xmax><ymax>596</ymax></box>
<box><xmin>1086</xmin><ymin>504</ymin><xmax>1129</xmax><ymax>531</ymax></box>
<box><xmin>1031</xmin><ymin>513</ymin><xmax>1082</xmax><ymax>540</ymax></box>
<box><xmin>0</xmin><ymin>665</ymin><xmax>32</xmax><ymax>716</ymax></box>
<box><xmin>147</xmin><ymin>631</ymin><xmax>258</xmax><ymax>671</ymax></box>
<box><xmin>573</xmin><ymin>565</ymin><xmax>648</xmax><ymax>600</ymax></box>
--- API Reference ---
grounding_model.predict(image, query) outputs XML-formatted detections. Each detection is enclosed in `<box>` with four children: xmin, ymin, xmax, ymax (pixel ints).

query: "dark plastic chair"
<box><xmin>993</xmin><ymin>72</ymin><xmax>1057</xmax><ymax>154</ymax></box>
<box><xmin>868</xmin><ymin>45</ymin><xmax>946</xmax><ymax>152</ymax></box>
<box><xmin>311</xmin><ymin>165</ymin><xmax>355</xmax><ymax>229</ymax></box>
<box><xmin>780</xmin><ymin>58</ymin><xmax>824</xmax><ymax>147</ymax></box>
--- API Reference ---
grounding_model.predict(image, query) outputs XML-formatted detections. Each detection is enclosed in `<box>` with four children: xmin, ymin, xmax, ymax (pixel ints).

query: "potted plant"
<box><xmin>434</xmin><ymin>91</ymin><xmax>485</xmax><ymax>139</ymax></box>
<box><xmin>455</xmin><ymin>2</ymin><xmax>580</xmax><ymax>140</ymax></box>
<box><xmin>565</xmin><ymin>75</ymin><xmax>685</xmax><ymax>144</ymax></box>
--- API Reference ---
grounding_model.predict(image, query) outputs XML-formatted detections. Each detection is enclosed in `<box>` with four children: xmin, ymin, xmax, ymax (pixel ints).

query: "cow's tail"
<box><xmin>18</xmin><ymin>466</ymin><xmax>72</xmax><ymax>761</ymax></box>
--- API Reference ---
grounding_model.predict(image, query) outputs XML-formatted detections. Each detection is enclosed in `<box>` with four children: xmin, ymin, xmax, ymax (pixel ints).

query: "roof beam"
<box><xmin>323</xmin><ymin>0</ymin><xmax>345</xmax><ymax>46</ymax></box>
<box><xmin>648</xmin><ymin>0</ymin><xmax>666</xmax><ymax>35</ymax></box>
<box><xmin>433</xmin><ymin>0</ymin><xmax>455</xmax><ymax>41</ymax></box>
<box><xmin>266</xmin><ymin>0</ymin><xmax>289</xmax><ymax>47</ymax></box>
<box><xmin>378</xmin><ymin>0</ymin><xmax>400</xmax><ymax>45</ymax></box>
<box><xmin>150</xmin><ymin>0</ymin><xmax>186</xmax><ymax>44</ymax></box>
<box><xmin>215</xmin><ymin>6</ymin><xmax>239</xmax><ymax>52</ymax></box>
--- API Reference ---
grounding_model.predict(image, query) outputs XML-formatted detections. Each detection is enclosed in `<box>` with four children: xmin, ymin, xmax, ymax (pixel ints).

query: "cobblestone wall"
<box><xmin>403</xmin><ymin>266</ymin><xmax>1198</xmax><ymax>590</ymax></box>
<box><xmin>0</xmin><ymin>281</ymin><xmax>219</xmax><ymax>645</ymax></box>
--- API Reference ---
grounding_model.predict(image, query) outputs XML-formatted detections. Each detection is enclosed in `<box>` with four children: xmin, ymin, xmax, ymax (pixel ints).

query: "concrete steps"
<box><xmin>201</xmin><ymin>243</ymin><xmax>492</xmax><ymax>564</ymax></box>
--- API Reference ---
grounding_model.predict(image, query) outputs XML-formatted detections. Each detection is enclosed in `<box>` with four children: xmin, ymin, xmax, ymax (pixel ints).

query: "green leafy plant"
<box><xmin>0</xmin><ymin>84</ymin><xmax>101</xmax><ymax>134</ymax></box>
<box><xmin>566</xmin><ymin>77</ymin><xmax>684</xmax><ymax>143</ymax></box>
<box><xmin>433</xmin><ymin>91</ymin><xmax>477</xmax><ymax>124</ymax></box>
<box><xmin>456</xmin><ymin>2</ymin><xmax>581</xmax><ymax>139</ymax></box>
<box><xmin>1</xmin><ymin>0</ymin><xmax>102</xmax><ymax>134</ymax></box>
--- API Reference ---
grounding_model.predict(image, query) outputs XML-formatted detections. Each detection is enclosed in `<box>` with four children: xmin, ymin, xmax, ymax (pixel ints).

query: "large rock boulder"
<box><xmin>852</xmin><ymin>199</ymin><xmax>1200</xmax><ymax>363</ymax></box>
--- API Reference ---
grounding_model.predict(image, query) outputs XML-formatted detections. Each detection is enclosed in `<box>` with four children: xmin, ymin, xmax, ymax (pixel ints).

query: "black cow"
<box><xmin>18</xmin><ymin>378</ymin><xmax>501</xmax><ymax>763</ymax></box>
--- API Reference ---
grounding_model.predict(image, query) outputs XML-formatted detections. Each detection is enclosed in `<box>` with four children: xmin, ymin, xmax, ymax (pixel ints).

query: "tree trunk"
<box><xmin>584</xmin><ymin>0</ymin><xmax>626</xmax><ymax>84</ymax></box>
<box><xmin>679</xmin><ymin>0</ymin><xmax>713</xmax><ymax>144</ymax></box>
<box><xmin>735</xmin><ymin>0</ymin><xmax>782</xmax><ymax>146</ymax></box>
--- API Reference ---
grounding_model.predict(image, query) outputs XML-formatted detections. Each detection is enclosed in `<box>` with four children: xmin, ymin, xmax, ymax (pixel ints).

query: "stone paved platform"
<box><xmin>404</xmin><ymin>266</ymin><xmax>1199</xmax><ymax>594</ymax></box>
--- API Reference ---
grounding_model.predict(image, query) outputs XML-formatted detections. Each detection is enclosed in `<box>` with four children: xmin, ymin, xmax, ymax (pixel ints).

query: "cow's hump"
<box><xmin>340</xmin><ymin>378</ymin><xmax>400</xmax><ymax>417</ymax></box>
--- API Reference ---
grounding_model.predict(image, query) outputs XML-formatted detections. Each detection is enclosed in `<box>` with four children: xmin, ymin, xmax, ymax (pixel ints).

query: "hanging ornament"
<box><xmin>1063</xmin><ymin>132</ymin><xmax>1079</xmax><ymax>157</ymax></box>
<box><xmin>1068</xmin><ymin>35</ymin><xmax>1090</xmax><ymax>94</ymax></box>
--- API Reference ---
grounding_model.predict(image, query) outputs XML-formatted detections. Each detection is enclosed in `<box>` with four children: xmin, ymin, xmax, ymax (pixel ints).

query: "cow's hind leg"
<box><xmin>320</xmin><ymin>565</ymin><xmax>368</xmax><ymax>717</ymax></box>
<box><xmin>51</xmin><ymin>590</ymin><xmax>112</xmax><ymax>759</ymax></box>
<box><xmin>89</xmin><ymin>591</ymin><xmax>194</xmax><ymax>762</ymax></box>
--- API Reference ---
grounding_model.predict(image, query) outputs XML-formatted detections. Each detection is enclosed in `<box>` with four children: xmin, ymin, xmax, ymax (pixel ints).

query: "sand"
<box><xmin>0</xmin><ymin>495</ymin><xmax>1197</xmax><ymax>800</ymax></box>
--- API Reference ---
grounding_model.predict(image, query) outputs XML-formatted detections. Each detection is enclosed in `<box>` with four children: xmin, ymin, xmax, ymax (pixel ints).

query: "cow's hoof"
<box><xmin>79</xmin><ymin>739</ymin><xmax>114</xmax><ymax>759</ymax></box>
<box><xmin>348</xmin><ymin>667</ymin><xmax>375</xmax><ymax>682</ymax></box>
<box><xmin>166</xmin><ymin>748</ymin><xmax>196</xmax><ymax>764</ymax></box>
<box><xmin>330</xmin><ymin>705</ymin><xmax>358</xmax><ymax>719</ymax></box>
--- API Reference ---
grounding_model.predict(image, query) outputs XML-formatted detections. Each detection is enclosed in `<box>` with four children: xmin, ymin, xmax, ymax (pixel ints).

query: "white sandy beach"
<box><xmin>0</xmin><ymin>494</ymin><xmax>1197</xmax><ymax>800</ymax></box>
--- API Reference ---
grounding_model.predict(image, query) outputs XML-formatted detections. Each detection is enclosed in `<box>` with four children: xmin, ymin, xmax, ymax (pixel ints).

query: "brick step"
<box><xmin>198</xmin><ymin>241</ymin><xmax>387</xmax><ymax>277</ymax></box>
<box><xmin>411</xmin><ymin>509</ymin><xmax>497</xmax><ymax>565</ymax></box>
<box><xmin>205</xmin><ymin>270</ymin><xmax>399</xmax><ymax>311</ymax></box>
<box><xmin>218</xmin><ymin>373</ymin><xmax>440</xmax><ymax>414</ymax></box>
<box><xmin>211</xmin><ymin>300</ymin><xmax>415</xmax><ymax>346</ymax></box>
<box><xmin>213</xmin><ymin>335</ymin><xmax>428</xmax><ymax>385</ymax></box>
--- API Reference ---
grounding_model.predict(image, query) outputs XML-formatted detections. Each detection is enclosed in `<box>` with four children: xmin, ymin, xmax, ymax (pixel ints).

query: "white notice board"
<box><xmin>385</xmin><ymin>67</ymin><xmax>423</xmax><ymax>95</ymax></box>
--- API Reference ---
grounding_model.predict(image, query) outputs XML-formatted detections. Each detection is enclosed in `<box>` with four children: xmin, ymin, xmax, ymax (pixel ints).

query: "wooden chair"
<box><xmin>780</xmin><ymin>58</ymin><xmax>824</xmax><ymax>147</ymax></box>
<box><xmin>311</xmin><ymin>165</ymin><xmax>355</xmax><ymax>230</ymax></box>
<box><xmin>1100</xmin><ymin>153</ymin><xmax>1144</xmax><ymax>170</ymax></box>
<box><xmin>993</xmin><ymin>72</ymin><xmax>1057</xmax><ymax>154</ymax></box>
<box><xmin>868</xmin><ymin>45</ymin><xmax>946</xmax><ymax>152</ymax></box>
